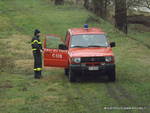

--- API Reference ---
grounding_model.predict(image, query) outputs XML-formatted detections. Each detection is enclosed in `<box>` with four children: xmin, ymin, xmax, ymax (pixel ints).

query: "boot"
<box><xmin>34</xmin><ymin>71</ymin><xmax>40</xmax><ymax>79</ymax></box>
<box><xmin>34</xmin><ymin>71</ymin><xmax>42</xmax><ymax>79</ymax></box>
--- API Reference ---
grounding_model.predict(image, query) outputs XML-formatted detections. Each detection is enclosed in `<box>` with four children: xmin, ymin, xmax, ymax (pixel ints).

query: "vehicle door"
<box><xmin>43</xmin><ymin>34</ymin><xmax>68</xmax><ymax>68</ymax></box>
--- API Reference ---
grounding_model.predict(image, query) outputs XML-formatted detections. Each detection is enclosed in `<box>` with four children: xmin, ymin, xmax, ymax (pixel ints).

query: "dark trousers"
<box><xmin>33</xmin><ymin>51</ymin><xmax>42</xmax><ymax>78</ymax></box>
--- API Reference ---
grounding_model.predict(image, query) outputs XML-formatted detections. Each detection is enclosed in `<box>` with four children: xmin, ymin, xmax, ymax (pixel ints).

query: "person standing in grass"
<box><xmin>31</xmin><ymin>29</ymin><xmax>43</xmax><ymax>79</ymax></box>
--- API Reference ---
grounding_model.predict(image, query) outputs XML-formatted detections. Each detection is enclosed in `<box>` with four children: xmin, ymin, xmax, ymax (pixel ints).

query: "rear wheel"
<box><xmin>108</xmin><ymin>69</ymin><xmax>116</xmax><ymax>82</ymax></box>
<box><xmin>68</xmin><ymin>69</ymin><xmax>76</xmax><ymax>82</ymax></box>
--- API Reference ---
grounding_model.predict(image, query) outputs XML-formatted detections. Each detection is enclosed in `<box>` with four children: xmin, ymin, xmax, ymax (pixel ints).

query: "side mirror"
<box><xmin>110</xmin><ymin>42</ymin><xmax>116</xmax><ymax>47</ymax></box>
<box><xmin>58</xmin><ymin>44</ymin><xmax>67</xmax><ymax>50</ymax></box>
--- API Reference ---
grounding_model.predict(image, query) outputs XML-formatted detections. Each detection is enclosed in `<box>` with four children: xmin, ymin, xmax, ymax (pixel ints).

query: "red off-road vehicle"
<box><xmin>44</xmin><ymin>25</ymin><xmax>116</xmax><ymax>82</ymax></box>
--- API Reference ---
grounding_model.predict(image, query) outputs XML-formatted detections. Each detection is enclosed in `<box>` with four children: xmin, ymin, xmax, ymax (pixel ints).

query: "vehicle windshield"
<box><xmin>70</xmin><ymin>34</ymin><xmax>108</xmax><ymax>48</ymax></box>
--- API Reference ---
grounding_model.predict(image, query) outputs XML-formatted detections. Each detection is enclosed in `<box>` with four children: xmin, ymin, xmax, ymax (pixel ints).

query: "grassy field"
<box><xmin>0</xmin><ymin>0</ymin><xmax>150</xmax><ymax>113</ymax></box>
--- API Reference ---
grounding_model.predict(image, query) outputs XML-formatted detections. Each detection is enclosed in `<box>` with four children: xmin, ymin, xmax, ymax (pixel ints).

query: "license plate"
<box><xmin>88</xmin><ymin>66</ymin><xmax>99</xmax><ymax>71</ymax></box>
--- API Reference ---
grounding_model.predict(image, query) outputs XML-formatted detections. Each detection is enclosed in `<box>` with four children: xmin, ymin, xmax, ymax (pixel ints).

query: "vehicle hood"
<box><xmin>69</xmin><ymin>48</ymin><xmax>114</xmax><ymax>57</ymax></box>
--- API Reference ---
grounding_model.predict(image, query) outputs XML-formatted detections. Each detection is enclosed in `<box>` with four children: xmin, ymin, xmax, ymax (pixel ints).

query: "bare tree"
<box><xmin>115</xmin><ymin>0</ymin><xmax>127</xmax><ymax>33</ymax></box>
<box><xmin>145</xmin><ymin>0</ymin><xmax>150</xmax><ymax>9</ymax></box>
<box><xmin>84</xmin><ymin>0</ymin><xmax>111</xmax><ymax>19</ymax></box>
<box><xmin>55</xmin><ymin>0</ymin><xmax>64</xmax><ymax>5</ymax></box>
<box><xmin>126</xmin><ymin>0</ymin><xmax>150</xmax><ymax>9</ymax></box>
<box><xmin>84</xmin><ymin>0</ymin><xmax>88</xmax><ymax>9</ymax></box>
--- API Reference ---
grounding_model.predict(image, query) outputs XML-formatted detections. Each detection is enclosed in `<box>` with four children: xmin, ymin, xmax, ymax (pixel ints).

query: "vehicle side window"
<box><xmin>46</xmin><ymin>35</ymin><xmax>63</xmax><ymax>49</ymax></box>
<box><xmin>65</xmin><ymin>32</ymin><xmax>70</xmax><ymax>47</ymax></box>
<box><xmin>64</xmin><ymin>31</ymin><xmax>68</xmax><ymax>42</ymax></box>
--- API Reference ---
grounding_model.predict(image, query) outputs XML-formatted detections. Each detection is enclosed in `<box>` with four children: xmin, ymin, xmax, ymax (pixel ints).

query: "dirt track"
<box><xmin>61</xmin><ymin>75</ymin><xmax>149</xmax><ymax>113</ymax></box>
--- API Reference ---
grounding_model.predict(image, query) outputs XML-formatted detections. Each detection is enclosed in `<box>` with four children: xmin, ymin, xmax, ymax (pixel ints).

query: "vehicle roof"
<box><xmin>69</xmin><ymin>28</ymin><xmax>105</xmax><ymax>35</ymax></box>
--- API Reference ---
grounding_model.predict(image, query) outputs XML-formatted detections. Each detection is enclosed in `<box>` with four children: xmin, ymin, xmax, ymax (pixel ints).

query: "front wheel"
<box><xmin>68</xmin><ymin>69</ymin><xmax>76</xmax><ymax>82</ymax></box>
<box><xmin>108</xmin><ymin>69</ymin><xmax>116</xmax><ymax>82</ymax></box>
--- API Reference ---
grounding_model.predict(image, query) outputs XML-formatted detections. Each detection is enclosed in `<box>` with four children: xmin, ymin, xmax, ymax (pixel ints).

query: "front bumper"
<box><xmin>70</xmin><ymin>63</ymin><xmax>115</xmax><ymax>73</ymax></box>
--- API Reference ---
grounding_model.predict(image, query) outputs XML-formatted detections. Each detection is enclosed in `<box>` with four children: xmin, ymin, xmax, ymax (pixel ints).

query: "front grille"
<box><xmin>81</xmin><ymin>57</ymin><xmax>105</xmax><ymax>63</ymax></box>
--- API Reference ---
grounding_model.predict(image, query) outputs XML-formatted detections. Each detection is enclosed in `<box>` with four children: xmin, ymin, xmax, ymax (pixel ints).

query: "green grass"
<box><xmin>0</xmin><ymin>0</ymin><xmax>150</xmax><ymax>113</ymax></box>
<box><xmin>128</xmin><ymin>24</ymin><xmax>150</xmax><ymax>47</ymax></box>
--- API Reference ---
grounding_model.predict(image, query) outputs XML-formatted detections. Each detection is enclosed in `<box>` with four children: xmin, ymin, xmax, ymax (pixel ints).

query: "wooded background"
<box><xmin>54</xmin><ymin>0</ymin><xmax>150</xmax><ymax>34</ymax></box>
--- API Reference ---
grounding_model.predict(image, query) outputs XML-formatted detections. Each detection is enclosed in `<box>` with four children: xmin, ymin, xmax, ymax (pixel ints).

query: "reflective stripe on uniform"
<box><xmin>31</xmin><ymin>40</ymin><xmax>38</xmax><ymax>44</ymax></box>
<box><xmin>38</xmin><ymin>42</ymin><xmax>42</xmax><ymax>44</ymax></box>
<box><xmin>34</xmin><ymin>68</ymin><xmax>42</xmax><ymax>71</ymax></box>
<box><xmin>31</xmin><ymin>40</ymin><xmax>42</xmax><ymax>45</ymax></box>
<box><xmin>32</xmin><ymin>48</ymin><xmax>37</xmax><ymax>51</ymax></box>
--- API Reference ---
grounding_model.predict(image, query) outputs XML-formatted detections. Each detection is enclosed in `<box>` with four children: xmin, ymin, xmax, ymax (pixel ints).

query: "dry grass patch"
<box><xmin>44</xmin><ymin>67</ymin><xmax>62</xmax><ymax>71</ymax></box>
<box><xmin>0</xmin><ymin>16</ymin><xmax>11</xmax><ymax>30</ymax></box>
<box><xmin>3</xmin><ymin>98</ymin><xmax>25</xmax><ymax>106</ymax></box>
<box><xmin>14</xmin><ymin>59</ymin><xmax>33</xmax><ymax>74</ymax></box>
<box><xmin>0</xmin><ymin>81</ymin><xmax>13</xmax><ymax>89</ymax></box>
<box><xmin>46</xmin><ymin>82</ymin><xmax>64</xmax><ymax>92</ymax></box>
<box><xmin>0</xmin><ymin>34</ymin><xmax>33</xmax><ymax>72</ymax></box>
<box><xmin>7</xmin><ymin>34</ymin><xmax>32</xmax><ymax>52</ymax></box>
<box><xmin>40</xmin><ymin>95</ymin><xmax>59</xmax><ymax>102</ymax></box>
<box><xmin>0</xmin><ymin>34</ymin><xmax>32</xmax><ymax>59</ymax></box>
<box><xmin>0</xmin><ymin>55</ymin><xmax>15</xmax><ymax>72</ymax></box>
<box><xmin>42</xmin><ymin>73</ymin><xmax>64</xmax><ymax>83</ymax></box>
<box><xmin>15</xmin><ymin>59</ymin><xmax>33</xmax><ymax>69</ymax></box>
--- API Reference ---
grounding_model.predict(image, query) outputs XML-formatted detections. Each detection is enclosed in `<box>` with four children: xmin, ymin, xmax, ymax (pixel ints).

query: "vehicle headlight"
<box><xmin>72</xmin><ymin>58</ymin><xmax>81</xmax><ymax>63</ymax></box>
<box><xmin>105</xmin><ymin>56</ymin><xmax>112</xmax><ymax>62</ymax></box>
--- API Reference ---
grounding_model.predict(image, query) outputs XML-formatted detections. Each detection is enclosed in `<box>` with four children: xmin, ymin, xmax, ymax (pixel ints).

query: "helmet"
<box><xmin>34</xmin><ymin>29</ymin><xmax>40</xmax><ymax>36</ymax></box>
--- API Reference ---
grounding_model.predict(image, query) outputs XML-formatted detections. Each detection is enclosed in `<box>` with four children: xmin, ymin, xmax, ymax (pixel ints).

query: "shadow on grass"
<box><xmin>69</xmin><ymin>73</ymin><xmax>111</xmax><ymax>83</ymax></box>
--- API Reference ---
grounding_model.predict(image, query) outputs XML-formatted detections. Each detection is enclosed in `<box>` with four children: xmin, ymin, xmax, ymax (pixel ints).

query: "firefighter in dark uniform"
<box><xmin>31</xmin><ymin>29</ymin><xmax>43</xmax><ymax>79</ymax></box>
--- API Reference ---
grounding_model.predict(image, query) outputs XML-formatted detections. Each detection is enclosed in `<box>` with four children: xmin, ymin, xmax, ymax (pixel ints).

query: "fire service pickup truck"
<box><xmin>43</xmin><ymin>25</ymin><xmax>116</xmax><ymax>82</ymax></box>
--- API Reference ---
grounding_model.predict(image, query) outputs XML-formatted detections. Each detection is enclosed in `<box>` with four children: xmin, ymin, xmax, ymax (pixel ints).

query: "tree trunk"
<box><xmin>55</xmin><ymin>0</ymin><xmax>64</xmax><ymax>5</ymax></box>
<box><xmin>115</xmin><ymin>0</ymin><xmax>128</xmax><ymax>34</ymax></box>
<box><xmin>84</xmin><ymin>0</ymin><xmax>89</xmax><ymax>9</ymax></box>
<box><xmin>92</xmin><ymin>0</ymin><xmax>107</xmax><ymax>19</ymax></box>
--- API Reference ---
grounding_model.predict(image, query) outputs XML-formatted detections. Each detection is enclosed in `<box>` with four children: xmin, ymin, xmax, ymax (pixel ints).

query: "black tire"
<box><xmin>64</xmin><ymin>68</ymin><xmax>69</xmax><ymax>76</ymax></box>
<box><xmin>68</xmin><ymin>69</ymin><xmax>76</xmax><ymax>82</ymax></box>
<box><xmin>108</xmin><ymin>69</ymin><xmax>116</xmax><ymax>82</ymax></box>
